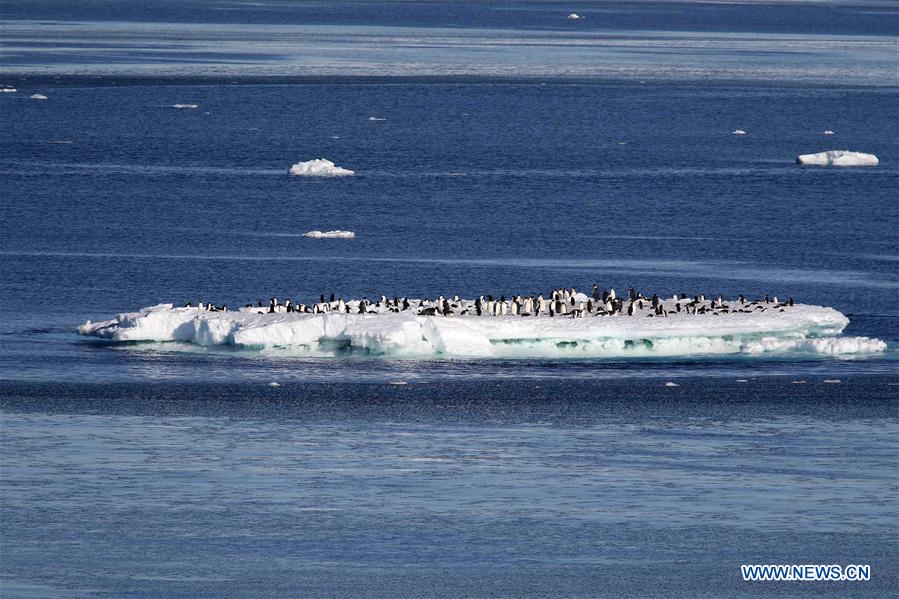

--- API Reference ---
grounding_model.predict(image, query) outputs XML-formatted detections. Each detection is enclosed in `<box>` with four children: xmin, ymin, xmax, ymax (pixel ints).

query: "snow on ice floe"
<box><xmin>172</xmin><ymin>103</ymin><xmax>199</xmax><ymax>109</ymax></box>
<box><xmin>30</xmin><ymin>94</ymin><xmax>48</xmax><ymax>100</ymax></box>
<box><xmin>289</xmin><ymin>159</ymin><xmax>354</xmax><ymax>177</ymax></box>
<box><xmin>732</xmin><ymin>129</ymin><xmax>746</xmax><ymax>135</ymax></box>
<box><xmin>77</xmin><ymin>298</ymin><xmax>887</xmax><ymax>360</ymax></box>
<box><xmin>303</xmin><ymin>230</ymin><xmax>355</xmax><ymax>239</ymax></box>
<box><xmin>796</xmin><ymin>150</ymin><xmax>878</xmax><ymax>166</ymax></box>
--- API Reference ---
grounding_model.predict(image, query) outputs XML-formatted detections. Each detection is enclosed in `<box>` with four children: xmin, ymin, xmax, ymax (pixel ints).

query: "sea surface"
<box><xmin>1</xmin><ymin>1</ymin><xmax>898</xmax><ymax>597</ymax></box>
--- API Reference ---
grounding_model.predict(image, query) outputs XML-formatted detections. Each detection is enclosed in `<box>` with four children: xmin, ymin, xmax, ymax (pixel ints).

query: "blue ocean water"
<box><xmin>1</xmin><ymin>1</ymin><xmax>898</xmax><ymax>597</ymax></box>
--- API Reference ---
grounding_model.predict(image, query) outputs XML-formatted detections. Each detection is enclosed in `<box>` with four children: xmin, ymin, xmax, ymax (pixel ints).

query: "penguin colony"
<box><xmin>187</xmin><ymin>286</ymin><xmax>796</xmax><ymax>319</ymax></box>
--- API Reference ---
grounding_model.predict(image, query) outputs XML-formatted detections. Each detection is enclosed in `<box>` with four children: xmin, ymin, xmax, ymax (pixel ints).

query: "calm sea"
<box><xmin>1</xmin><ymin>1</ymin><xmax>897</xmax><ymax>596</ymax></box>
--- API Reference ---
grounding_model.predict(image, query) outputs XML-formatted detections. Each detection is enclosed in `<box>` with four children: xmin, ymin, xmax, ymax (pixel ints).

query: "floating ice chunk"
<box><xmin>796</xmin><ymin>150</ymin><xmax>878</xmax><ymax>166</ymax></box>
<box><xmin>268</xmin><ymin>381</ymin><xmax>281</xmax><ymax>387</ymax></box>
<box><xmin>77</xmin><ymin>300</ymin><xmax>886</xmax><ymax>360</ymax></box>
<box><xmin>735</xmin><ymin>379</ymin><xmax>748</xmax><ymax>383</ymax></box>
<box><xmin>30</xmin><ymin>94</ymin><xmax>48</xmax><ymax>100</ymax></box>
<box><xmin>303</xmin><ymin>230</ymin><xmax>355</xmax><ymax>239</ymax></box>
<box><xmin>172</xmin><ymin>103</ymin><xmax>198</xmax><ymax>109</ymax></box>
<box><xmin>823</xmin><ymin>379</ymin><xmax>841</xmax><ymax>384</ymax></box>
<box><xmin>567</xmin><ymin>13</ymin><xmax>582</xmax><ymax>20</ymax></box>
<box><xmin>289</xmin><ymin>158</ymin><xmax>354</xmax><ymax>177</ymax></box>
<box><xmin>822</xmin><ymin>130</ymin><xmax>834</xmax><ymax>135</ymax></box>
<box><xmin>368</xmin><ymin>116</ymin><xmax>386</xmax><ymax>121</ymax></box>
<box><xmin>732</xmin><ymin>129</ymin><xmax>747</xmax><ymax>135</ymax></box>
<box><xmin>664</xmin><ymin>382</ymin><xmax>680</xmax><ymax>387</ymax></box>
<box><xmin>1</xmin><ymin>87</ymin><xmax>16</xmax><ymax>93</ymax></box>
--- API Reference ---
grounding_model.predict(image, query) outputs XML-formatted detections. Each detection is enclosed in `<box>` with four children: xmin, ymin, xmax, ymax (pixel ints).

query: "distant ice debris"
<box><xmin>796</xmin><ymin>150</ymin><xmax>878</xmax><ymax>166</ymax></box>
<box><xmin>732</xmin><ymin>129</ymin><xmax>746</xmax><ymax>135</ymax></box>
<box><xmin>1</xmin><ymin>87</ymin><xmax>16</xmax><ymax>93</ymax></box>
<box><xmin>567</xmin><ymin>13</ymin><xmax>582</xmax><ymax>20</ymax></box>
<box><xmin>664</xmin><ymin>382</ymin><xmax>680</xmax><ymax>387</ymax></box>
<box><xmin>368</xmin><ymin>116</ymin><xmax>386</xmax><ymax>121</ymax></box>
<box><xmin>823</xmin><ymin>379</ymin><xmax>842</xmax><ymax>384</ymax></box>
<box><xmin>822</xmin><ymin>130</ymin><xmax>834</xmax><ymax>135</ymax></box>
<box><xmin>30</xmin><ymin>94</ymin><xmax>48</xmax><ymax>100</ymax></box>
<box><xmin>735</xmin><ymin>379</ymin><xmax>748</xmax><ymax>383</ymax></box>
<box><xmin>172</xmin><ymin>103</ymin><xmax>198</xmax><ymax>109</ymax></box>
<box><xmin>268</xmin><ymin>381</ymin><xmax>281</xmax><ymax>387</ymax></box>
<box><xmin>303</xmin><ymin>230</ymin><xmax>355</xmax><ymax>239</ymax></box>
<box><xmin>289</xmin><ymin>159</ymin><xmax>354</xmax><ymax>177</ymax></box>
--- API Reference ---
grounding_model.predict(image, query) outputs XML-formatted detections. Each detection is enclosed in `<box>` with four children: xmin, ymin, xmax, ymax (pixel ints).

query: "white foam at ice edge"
<box><xmin>740</xmin><ymin>335</ymin><xmax>886</xmax><ymax>355</ymax></box>
<box><xmin>289</xmin><ymin>158</ymin><xmax>354</xmax><ymax>177</ymax></box>
<box><xmin>30</xmin><ymin>94</ymin><xmax>48</xmax><ymax>100</ymax></box>
<box><xmin>77</xmin><ymin>301</ymin><xmax>887</xmax><ymax>359</ymax></box>
<box><xmin>303</xmin><ymin>230</ymin><xmax>355</xmax><ymax>239</ymax></box>
<box><xmin>172</xmin><ymin>103</ymin><xmax>198</xmax><ymax>109</ymax></box>
<box><xmin>796</xmin><ymin>150</ymin><xmax>878</xmax><ymax>166</ymax></box>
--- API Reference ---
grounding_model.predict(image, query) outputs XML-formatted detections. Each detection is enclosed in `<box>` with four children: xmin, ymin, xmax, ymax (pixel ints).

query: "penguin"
<box><xmin>608</xmin><ymin>288</ymin><xmax>616</xmax><ymax>301</ymax></box>
<box><xmin>320</xmin><ymin>294</ymin><xmax>325</xmax><ymax>304</ymax></box>
<box><xmin>651</xmin><ymin>294</ymin><xmax>660</xmax><ymax>310</ymax></box>
<box><xmin>592</xmin><ymin>284</ymin><xmax>601</xmax><ymax>301</ymax></box>
<box><xmin>627</xmin><ymin>301</ymin><xmax>635</xmax><ymax>316</ymax></box>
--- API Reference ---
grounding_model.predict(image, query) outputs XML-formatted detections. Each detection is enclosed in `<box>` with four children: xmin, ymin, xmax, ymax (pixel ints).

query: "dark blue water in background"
<box><xmin>1</xmin><ymin>1</ymin><xmax>897</xmax><ymax>597</ymax></box>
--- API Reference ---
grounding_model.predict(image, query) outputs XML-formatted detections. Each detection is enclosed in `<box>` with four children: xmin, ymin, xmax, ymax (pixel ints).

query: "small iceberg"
<box><xmin>567</xmin><ymin>13</ymin><xmax>582</xmax><ymax>20</ymax></box>
<box><xmin>30</xmin><ymin>94</ymin><xmax>48</xmax><ymax>100</ymax></box>
<box><xmin>732</xmin><ymin>129</ymin><xmax>747</xmax><ymax>135</ymax></box>
<box><xmin>303</xmin><ymin>230</ymin><xmax>355</xmax><ymax>239</ymax></box>
<box><xmin>289</xmin><ymin>158</ymin><xmax>354</xmax><ymax>177</ymax></box>
<box><xmin>796</xmin><ymin>150</ymin><xmax>878</xmax><ymax>166</ymax></box>
<box><xmin>172</xmin><ymin>103</ymin><xmax>199</xmax><ymax>109</ymax></box>
<box><xmin>822</xmin><ymin>130</ymin><xmax>834</xmax><ymax>135</ymax></box>
<box><xmin>368</xmin><ymin>116</ymin><xmax>386</xmax><ymax>122</ymax></box>
<box><xmin>1</xmin><ymin>87</ymin><xmax>16</xmax><ymax>93</ymax></box>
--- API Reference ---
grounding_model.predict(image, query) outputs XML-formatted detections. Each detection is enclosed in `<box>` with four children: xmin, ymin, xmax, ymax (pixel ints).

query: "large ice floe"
<box><xmin>796</xmin><ymin>150</ymin><xmax>879</xmax><ymax>166</ymax></box>
<box><xmin>78</xmin><ymin>291</ymin><xmax>886</xmax><ymax>359</ymax></box>
<box><xmin>289</xmin><ymin>158</ymin><xmax>354</xmax><ymax>176</ymax></box>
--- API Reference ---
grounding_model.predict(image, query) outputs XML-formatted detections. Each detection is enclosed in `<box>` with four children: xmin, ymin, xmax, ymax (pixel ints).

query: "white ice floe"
<box><xmin>567</xmin><ymin>13</ymin><xmax>582</xmax><ymax>20</ymax></box>
<box><xmin>30</xmin><ymin>94</ymin><xmax>48</xmax><ymax>100</ymax></box>
<box><xmin>796</xmin><ymin>150</ymin><xmax>878</xmax><ymax>166</ymax></box>
<box><xmin>732</xmin><ymin>129</ymin><xmax>746</xmax><ymax>135</ymax></box>
<box><xmin>288</xmin><ymin>158</ymin><xmax>354</xmax><ymax>177</ymax></box>
<box><xmin>1</xmin><ymin>87</ymin><xmax>16</xmax><ymax>93</ymax></box>
<box><xmin>172</xmin><ymin>103</ymin><xmax>199</xmax><ymax>109</ymax></box>
<box><xmin>268</xmin><ymin>381</ymin><xmax>281</xmax><ymax>387</ymax></box>
<box><xmin>303</xmin><ymin>230</ymin><xmax>355</xmax><ymax>239</ymax></box>
<box><xmin>822</xmin><ymin>130</ymin><xmax>834</xmax><ymax>135</ymax></box>
<box><xmin>368</xmin><ymin>116</ymin><xmax>386</xmax><ymax>121</ymax></box>
<box><xmin>78</xmin><ymin>298</ymin><xmax>886</xmax><ymax>359</ymax></box>
<box><xmin>664</xmin><ymin>382</ymin><xmax>680</xmax><ymax>387</ymax></box>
